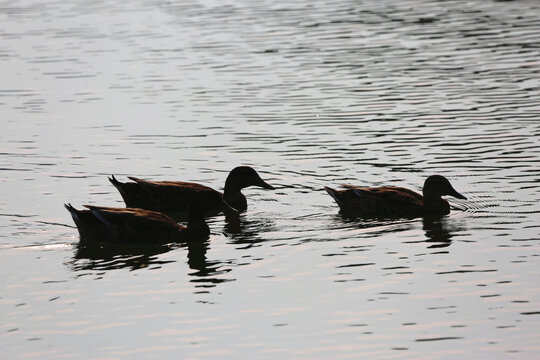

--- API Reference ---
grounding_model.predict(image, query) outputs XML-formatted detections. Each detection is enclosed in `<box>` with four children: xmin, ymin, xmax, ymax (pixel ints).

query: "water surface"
<box><xmin>1</xmin><ymin>0</ymin><xmax>540</xmax><ymax>358</ymax></box>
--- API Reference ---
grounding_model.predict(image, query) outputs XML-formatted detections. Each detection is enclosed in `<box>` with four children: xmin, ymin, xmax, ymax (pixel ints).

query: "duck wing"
<box><xmin>84</xmin><ymin>205</ymin><xmax>181</xmax><ymax>231</ymax></box>
<box><xmin>341</xmin><ymin>185</ymin><xmax>424</xmax><ymax>217</ymax></box>
<box><xmin>128</xmin><ymin>177</ymin><xmax>214</xmax><ymax>192</ymax></box>
<box><xmin>375</xmin><ymin>186</ymin><xmax>423</xmax><ymax>201</ymax></box>
<box><xmin>126</xmin><ymin>177</ymin><xmax>218</xmax><ymax>212</ymax></box>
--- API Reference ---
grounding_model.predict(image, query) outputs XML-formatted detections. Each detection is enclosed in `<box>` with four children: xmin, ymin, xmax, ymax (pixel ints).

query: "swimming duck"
<box><xmin>65</xmin><ymin>190</ymin><xmax>227</xmax><ymax>243</ymax></box>
<box><xmin>325</xmin><ymin>175</ymin><xmax>467</xmax><ymax>217</ymax></box>
<box><xmin>109</xmin><ymin>166</ymin><xmax>274</xmax><ymax>214</ymax></box>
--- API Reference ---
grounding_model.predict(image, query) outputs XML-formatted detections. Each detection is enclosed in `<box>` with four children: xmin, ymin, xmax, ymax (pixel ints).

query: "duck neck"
<box><xmin>223</xmin><ymin>181</ymin><xmax>247</xmax><ymax>212</ymax></box>
<box><xmin>422</xmin><ymin>192</ymin><xmax>450</xmax><ymax>215</ymax></box>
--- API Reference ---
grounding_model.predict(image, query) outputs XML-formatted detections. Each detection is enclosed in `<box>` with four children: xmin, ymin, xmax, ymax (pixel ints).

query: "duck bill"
<box><xmin>448</xmin><ymin>187</ymin><xmax>467</xmax><ymax>200</ymax></box>
<box><xmin>220</xmin><ymin>199</ymin><xmax>239</xmax><ymax>216</ymax></box>
<box><xmin>256</xmin><ymin>178</ymin><xmax>275</xmax><ymax>190</ymax></box>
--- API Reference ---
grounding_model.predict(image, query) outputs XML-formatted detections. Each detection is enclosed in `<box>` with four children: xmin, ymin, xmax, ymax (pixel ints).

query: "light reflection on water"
<box><xmin>1</xmin><ymin>0</ymin><xmax>540</xmax><ymax>358</ymax></box>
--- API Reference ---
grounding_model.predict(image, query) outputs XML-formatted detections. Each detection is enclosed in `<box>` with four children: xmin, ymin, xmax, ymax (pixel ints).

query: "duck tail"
<box><xmin>325</xmin><ymin>186</ymin><xmax>343</xmax><ymax>207</ymax></box>
<box><xmin>108</xmin><ymin>174</ymin><xmax>122</xmax><ymax>189</ymax></box>
<box><xmin>65</xmin><ymin>203</ymin><xmax>91</xmax><ymax>227</ymax></box>
<box><xmin>109</xmin><ymin>175</ymin><xmax>131</xmax><ymax>197</ymax></box>
<box><xmin>64</xmin><ymin>203</ymin><xmax>79</xmax><ymax>219</ymax></box>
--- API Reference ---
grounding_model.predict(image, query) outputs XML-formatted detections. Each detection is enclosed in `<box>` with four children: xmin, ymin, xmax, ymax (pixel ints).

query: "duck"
<box><xmin>65</xmin><ymin>190</ymin><xmax>229</xmax><ymax>243</ymax></box>
<box><xmin>325</xmin><ymin>175</ymin><xmax>467</xmax><ymax>217</ymax></box>
<box><xmin>108</xmin><ymin>166</ymin><xmax>274</xmax><ymax>214</ymax></box>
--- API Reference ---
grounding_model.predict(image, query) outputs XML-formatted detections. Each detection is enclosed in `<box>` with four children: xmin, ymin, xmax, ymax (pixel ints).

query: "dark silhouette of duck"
<box><xmin>109</xmin><ymin>166</ymin><xmax>274</xmax><ymax>214</ymax></box>
<box><xmin>325</xmin><ymin>175</ymin><xmax>467</xmax><ymax>217</ymax></box>
<box><xmin>65</xmin><ymin>190</ymin><xmax>227</xmax><ymax>243</ymax></box>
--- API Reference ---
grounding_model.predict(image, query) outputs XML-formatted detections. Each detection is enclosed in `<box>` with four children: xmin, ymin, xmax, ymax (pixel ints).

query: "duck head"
<box><xmin>224</xmin><ymin>166</ymin><xmax>275</xmax><ymax>191</ymax></box>
<box><xmin>423</xmin><ymin>175</ymin><xmax>467</xmax><ymax>201</ymax></box>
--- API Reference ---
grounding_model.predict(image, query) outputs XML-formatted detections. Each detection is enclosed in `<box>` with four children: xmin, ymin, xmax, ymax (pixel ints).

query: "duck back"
<box><xmin>326</xmin><ymin>185</ymin><xmax>425</xmax><ymax>217</ymax></box>
<box><xmin>109</xmin><ymin>175</ymin><xmax>218</xmax><ymax>214</ymax></box>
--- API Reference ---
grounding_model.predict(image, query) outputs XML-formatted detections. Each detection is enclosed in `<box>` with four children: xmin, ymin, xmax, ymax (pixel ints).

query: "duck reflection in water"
<box><xmin>70</xmin><ymin>239</ymin><xmax>224</xmax><ymax>277</ymax></box>
<box><xmin>185</xmin><ymin>240</ymin><xmax>233</xmax><ymax>285</ymax></box>
<box><xmin>70</xmin><ymin>227</ymin><xmax>229</xmax><ymax>279</ymax></box>
<box><xmin>224</xmin><ymin>213</ymin><xmax>277</xmax><ymax>249</ymax></box>
<box><xmin>70</xmin><ymin>241</ymin><xmax>175</xmax><ymax>271</ymax></box>
<box><xmin>423</xmin><ymin>215</ymin><xmax>467</xmax><ymax>248</ymax></box>
<box><xmin>328</xmin><ymin>213</ymin><xmax>466</xmax><ymax>249</ymax></box>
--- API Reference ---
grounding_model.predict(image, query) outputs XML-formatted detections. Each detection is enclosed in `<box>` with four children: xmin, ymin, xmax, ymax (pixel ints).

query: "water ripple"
<box><xmin>2</xmin><ymin>0</ymin><xmax>540</xmax><ymax>359</ymax></box>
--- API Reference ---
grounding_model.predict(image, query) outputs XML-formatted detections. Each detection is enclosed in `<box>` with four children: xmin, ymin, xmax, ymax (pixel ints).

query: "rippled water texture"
<box><xmin>1</xmin><ymin>0</ymin><xmax>540</xmax><ymax>358</ymax></box>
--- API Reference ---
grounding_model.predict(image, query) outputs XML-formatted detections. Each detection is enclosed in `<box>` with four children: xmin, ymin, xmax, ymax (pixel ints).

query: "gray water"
<box><xmin>1</xmin><ymin>0</ymin><xmax>540</xmax><ymax>358</ymax></box>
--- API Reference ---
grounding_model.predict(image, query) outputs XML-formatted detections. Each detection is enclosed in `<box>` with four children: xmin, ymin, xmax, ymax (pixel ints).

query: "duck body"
<box><xmin>109</xmin><ymin>166</ymin><xmax>274</xmax><ymax>214</ymax></box>
<box><xmin>109</xmin><ymin>176</ymin><xmax>217</xmax><ymax>214</ymax></box>
<box><xmin>65</xmin><ymin>190</ymin><xmax>222</xmax><ymax>243</ymax></box>
<box><xmin>325</xmin><ymin>175</ymin><xmax>467</xmax><ymax>217</ymax></box>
